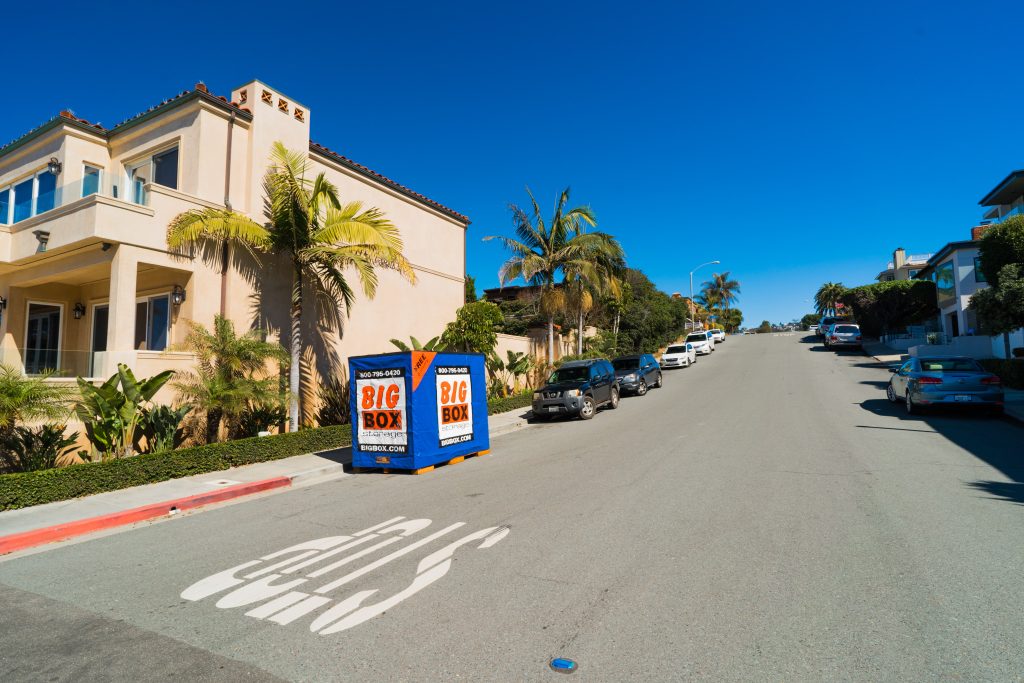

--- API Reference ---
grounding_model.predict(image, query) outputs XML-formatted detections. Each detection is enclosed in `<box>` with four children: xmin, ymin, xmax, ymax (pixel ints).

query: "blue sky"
<box><xmin>5</xmin><ymin>0</ymin><xmax>1022</xmax><ymax>325</ymax></box>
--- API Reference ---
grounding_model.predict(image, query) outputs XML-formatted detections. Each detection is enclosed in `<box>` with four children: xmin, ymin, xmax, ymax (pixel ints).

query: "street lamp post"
<box><xmin>689</xmin><ymin>260</ymin><xmax>720</xmax><ymax>332</ymax></box>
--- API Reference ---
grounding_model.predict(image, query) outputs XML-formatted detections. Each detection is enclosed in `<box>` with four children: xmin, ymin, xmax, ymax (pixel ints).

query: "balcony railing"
<box><xmin>997</xmin><ymin>205</ymin><xmax>1024</xmax><ymax>222</ymax></box>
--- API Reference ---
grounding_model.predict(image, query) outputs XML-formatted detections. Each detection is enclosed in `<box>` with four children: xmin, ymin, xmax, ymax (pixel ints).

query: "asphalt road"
<box><xmin>2</xmin><ymin>334</ymin><xmax>1023</xmax><ymax>682</ymax></box>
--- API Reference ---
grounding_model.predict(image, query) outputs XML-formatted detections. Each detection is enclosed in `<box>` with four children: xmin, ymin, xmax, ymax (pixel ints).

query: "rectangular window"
<box><xmin>36</xmin><ymin>171</ymin><xmax>56</xmax><ymax>213</ymax></box>
<box><xmin>0</xmin><ymin>188</ymin><xmax>8</xmax><ymax>224</ymax></box>
<box><xmin>974</xmin><ymin>257</ymin><xmax>986</xmax><ymax>283</ymax></box>
<box><xmin>13</xmin><ymin>178</ymin><xmax>33</xmax><ymax>222</ymax></box>
<box><xmin>83</xmin><ymin>165</ymin><xmax>101</xmax><ymax>197</ymax></box>
<box><xmin>134</xmin><ymin>295</ymin><xmax>170</xmax><ymax>351</ymax></box>
<box><xmin>152</xmin><ymin>148</ymin><xmax>178</xmax><ymax>189</ymax></box>
<box><xmin>25</xmin><ymin>303</ymin><xmax>62</xmax><ymax>374</ymax></box>
<box><xmin>128</xmin><ymin>159</ymin><xmax>148</xmax><ymax>205</ymax></box>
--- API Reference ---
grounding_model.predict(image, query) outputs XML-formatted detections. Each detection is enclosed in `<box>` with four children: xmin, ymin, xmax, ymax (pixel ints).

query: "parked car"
<box><xmin>886</xmin><ymin>356</ymin><xmax>1004</xmax><ymax>415</ymax></box>
<box><xmin>686</xmin><ymin>332</ymin><xmax>713</xmax><ymax>355</ymax></box>
<box><xmin>816</xmin><ymin>316</ymin><xmax>842</xmax><ymax>338</ymax></box>
<box><xmin>709</xmin><ymin>329</ymin><xmax>726</xmax><ymax>343</ymax></box>
<box><xmin>612</xmin><ymin>354</ymin><xmax>663</xmax><ymax>395</ymax></box>
<box><xmin>826</xmin><ymin>323</ymin><xmax>862</xmax><ymax>350</ymax></box>
<box><xmin>661</xmin><ymin>343</ymin><xmax>696</xmax><ymax>368</ymax></box>
<box><xmin>532</xmin><ymin>359</ymin><xmax>619</xmax><ymax>420</ymax></box>
<box><xmin>705</xmin><ymin>330</ymin><xmax>717</xmax><ymax>351</ymax></box>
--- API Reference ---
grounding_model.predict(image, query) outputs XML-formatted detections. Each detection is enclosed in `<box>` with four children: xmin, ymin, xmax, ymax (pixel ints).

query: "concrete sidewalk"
<box><xmin>0</xmin><ymin>406</ymin><xmax>533</xmax><ymax>554</ymax></box>
<box><xmin>862</xmin><ymin>339</ymin><xmax>1024</xmax><ymax>423</ymax></box>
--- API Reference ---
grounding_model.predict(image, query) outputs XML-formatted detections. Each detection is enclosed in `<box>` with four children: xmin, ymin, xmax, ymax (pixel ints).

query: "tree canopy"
<box><xmin>839</xmin><ymin>280</ymin><xmax>938</xmax><ymax>337</ymax></box>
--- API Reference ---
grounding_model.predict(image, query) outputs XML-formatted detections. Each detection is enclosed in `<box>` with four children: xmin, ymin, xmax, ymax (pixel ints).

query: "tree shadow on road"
<box><xmin>858</xmin><ymin>398</ymin><xmax>1024</xmax><ymax>506</ymax></box>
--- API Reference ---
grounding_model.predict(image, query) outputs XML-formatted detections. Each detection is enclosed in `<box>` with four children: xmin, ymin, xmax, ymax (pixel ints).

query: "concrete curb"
<box><xmin>0</xmin><ymin>476</ymin><xmax>294</xmax><ymax>556</ymax></box>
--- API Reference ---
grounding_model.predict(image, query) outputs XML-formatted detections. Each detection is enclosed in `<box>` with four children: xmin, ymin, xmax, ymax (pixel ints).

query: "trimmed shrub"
<box><xmin>487</xmin><ymin>392</ymin><xmax>533</xmax><ymax>415</ymax></box>
<box><xmin>0</xmin><ymin>425</ymin><xmax>350</xmax><ymax>511</ymax></box>
<box><xmin>978</xmin><ymin>359</ymin><xmax>1024</xmax><ymax>390</ymax></box>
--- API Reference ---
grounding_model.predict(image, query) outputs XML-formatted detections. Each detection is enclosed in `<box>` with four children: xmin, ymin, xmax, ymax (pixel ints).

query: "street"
<box><xmin>2</xmin><ymin>334</ymin><xmax>1023</xmax><ymax>681</ymax></box>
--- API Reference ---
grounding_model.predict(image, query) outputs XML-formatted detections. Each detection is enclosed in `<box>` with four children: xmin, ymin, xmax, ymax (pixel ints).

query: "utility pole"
<box><xmin>689</xmin><ymin>260</ymin><xmax>720</xmax><ymax>331</ymax></box>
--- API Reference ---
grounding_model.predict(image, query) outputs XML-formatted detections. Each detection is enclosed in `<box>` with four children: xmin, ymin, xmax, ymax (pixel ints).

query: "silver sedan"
<box><xmin>887</xmin><ymin>356</ymin><xmax>1004</xmax><ymax>416</ymax></box>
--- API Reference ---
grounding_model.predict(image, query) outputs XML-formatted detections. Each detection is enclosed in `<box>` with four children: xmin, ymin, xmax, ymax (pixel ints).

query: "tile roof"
<box><xmin>310</xmin><ymin>142</ymin><xmax>470</xmax><ymax>225</ymax></box>
<box><xmin>0</xmin><ymin>84</ymin><xmax>251</xmax><ymax>160</ymax></box>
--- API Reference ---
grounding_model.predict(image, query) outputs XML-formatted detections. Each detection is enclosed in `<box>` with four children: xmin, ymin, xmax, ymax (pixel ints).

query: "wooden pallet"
<box><xmin>351</xmin><ymin>449</ymin><xmax>491</xmax><ymax>475</ymax></box>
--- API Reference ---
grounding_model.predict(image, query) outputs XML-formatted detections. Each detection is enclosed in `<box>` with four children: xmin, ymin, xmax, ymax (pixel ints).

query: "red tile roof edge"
<box><xmin>309</xmin><ymin>141</ymin><xmax>470</xmax><ymax>225</ymax></box>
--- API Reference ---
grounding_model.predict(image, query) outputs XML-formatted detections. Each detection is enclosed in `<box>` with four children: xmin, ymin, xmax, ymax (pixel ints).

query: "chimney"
<box><xmin>893</xmin><ymin>247</ymin><xmax>906</xmax><ymax>270</ymax></box>
<box><xmin>971</xmin><ymin>224</ymin><xmax>991</xmax><ymax>241</ymax></box>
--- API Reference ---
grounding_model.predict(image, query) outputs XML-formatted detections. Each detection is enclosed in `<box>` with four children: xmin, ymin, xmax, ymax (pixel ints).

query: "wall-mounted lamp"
<box><xmin>171</xmin><ymin>285</ymin><xmax>186</xmax><ymax>306</ymax></box>
<box><xmin>73</xmin><ymin>303</ymin><xmax>86</xmax><ymax>320</ymax></box>
<box><xmin>47</xmin><ymin>157</ymin><xmax>63</xmax><ymax>176</ymax></box>
<box><xmin>32</xmin><ymin>230</ymin><xmax>50</xmax><ymax>252</ymax></box>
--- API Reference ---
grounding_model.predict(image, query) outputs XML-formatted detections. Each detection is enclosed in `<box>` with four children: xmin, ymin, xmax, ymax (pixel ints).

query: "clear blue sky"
<box><xmin>5</xmin><ymin>0</ymin><xmax>1022</xmax><ymax>325</ymax></box>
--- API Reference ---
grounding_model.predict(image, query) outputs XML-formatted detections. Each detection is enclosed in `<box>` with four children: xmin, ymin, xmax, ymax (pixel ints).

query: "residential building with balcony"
<box><xmin>875</xmin><ymin>247</ymin><xmax>932</xmax><ymax>282</ymax></box>
<box><xmin>979</xmin><ymin>168</ymin><xmax>1024</xmax><ymax>224</ymax></box>
<box><xmin>914</xmin><ymin>234</ymin><xmax>986</xmax><ymax>341</ymax></box>
<box><xmin>0</xmin><ymin>81</ymin><xmax>470</xmax><ymax>405</ymax></box>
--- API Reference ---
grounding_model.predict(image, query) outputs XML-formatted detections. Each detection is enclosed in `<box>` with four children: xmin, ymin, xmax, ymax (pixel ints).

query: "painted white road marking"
<box><xmin>180</xmin><ymin>518</ymin><xmax>509</xmax><ymax>636</ymax></box>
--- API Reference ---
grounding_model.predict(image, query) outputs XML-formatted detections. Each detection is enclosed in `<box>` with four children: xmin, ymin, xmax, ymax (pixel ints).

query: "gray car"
<box><xmin>612</xmin><ymin>354</ymin><xmax>662</xmax><ymax>395</ymax></box>
<box><xmin>825</xmin><ymin>322</ymin><xmax>862</xmax><ymax>349</ymax></box>
<box><xmin>887</xmin><ymin>356</ymin><xmax>1004</xmax><ymax>415</ymax></box>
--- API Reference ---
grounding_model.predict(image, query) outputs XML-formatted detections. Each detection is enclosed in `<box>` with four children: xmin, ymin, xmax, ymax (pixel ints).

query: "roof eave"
<box><xmin>978</xmin><ymin>169</ymin><xmax>1024</xmax><ymax>206</ymax></box>
<box><xmin>309</xmin><ymin>143</ymin><xmax>470</xmax><ymax>226</ymax></box>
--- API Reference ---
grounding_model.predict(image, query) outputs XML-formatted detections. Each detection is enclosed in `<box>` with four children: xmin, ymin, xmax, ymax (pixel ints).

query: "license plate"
<box><xmin>547</xmin><ymin>406</ymin><xmax>560</xmax><ymax>412</ymax></box>
<box><xmin>953</xmin><ymin>395</ymin><xmax>972</xmax><ymax>402</ymax></box>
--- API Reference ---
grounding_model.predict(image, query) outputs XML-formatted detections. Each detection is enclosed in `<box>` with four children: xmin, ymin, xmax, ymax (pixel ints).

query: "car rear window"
<box><xmin>686</xmin><ymin>334</ymin><xmax>706</xmax><ymax>342</ymax></box>
<box><xmin>666</xmin><ymin>346</ymin><xmax>686</xmax><ymax>354</ymax></box>
<box><xmin>835</xmin><ymin>325</ymin><xmax>859</xmax><ymax>333</ymax></box>
<box><xmin>612</xmin><ymin>358</ymin><xmax>639</xmax><ymax>371</ymax></box>
<box><xmin>920</xmin><ymin>359</ymin><xmax>983</xmax><ymax>372</ymax></box>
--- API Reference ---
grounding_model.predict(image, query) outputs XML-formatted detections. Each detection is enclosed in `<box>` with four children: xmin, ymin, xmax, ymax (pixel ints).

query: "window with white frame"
<box><xmin>0</xmin><ymin>168</ymin><xmax>58</xmax><ymax>224</ymax></box>
<box><xmin>134</xmin><ymin>294</ymin><xmax>170</xmax><ymax>351</ymax></box>
<box><xmin>82</xmin><ymin>165</ymin><xmax>102</xmax><ymax>197</ymax></box>
<box><xmin>126</xmin><ymin>146</ymin><xmax>178</xmax><ymax>204</ymax></box>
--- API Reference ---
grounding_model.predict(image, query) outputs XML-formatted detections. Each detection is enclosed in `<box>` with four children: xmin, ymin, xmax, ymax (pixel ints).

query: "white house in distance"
<box><xmin>0</xmin><ymin>80</ymin><xmax>470</xmax><ymax>414</ymax></box>
<box><xmin>875</xmin><ymin>247</ymin><xmax>932</xmax><ymax>282</ymax></box>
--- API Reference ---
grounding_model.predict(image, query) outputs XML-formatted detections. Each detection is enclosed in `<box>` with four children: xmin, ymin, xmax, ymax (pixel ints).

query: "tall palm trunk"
<box><xmin>547</xmin><ymin>316</ymin><xmax>555</xmax><ymax>367</ymax></box>
<box><xmin>577</xmin><ymin>312</ymin><xmax>584</xmax><ymax>355</ymax></box>
<box><xmin>289</xmin><ymin>263</ymin><xmax>303</xmax><ymax>431</ymax></box>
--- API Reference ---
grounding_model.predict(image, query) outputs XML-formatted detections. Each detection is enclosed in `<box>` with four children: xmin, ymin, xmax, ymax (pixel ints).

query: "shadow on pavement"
<box><xmin>858</xmin><ymin>398</ymin><xmax>1024</xmax><ymax>506</ymax></box>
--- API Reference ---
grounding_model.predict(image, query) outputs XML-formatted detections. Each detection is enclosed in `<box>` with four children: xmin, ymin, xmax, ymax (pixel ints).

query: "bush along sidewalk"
<box><xmin>979</xmin><ymin>359</ymin><xmax>1024</xmax><ymax>390</ymax></box>
<box><xmin>0</xmin><ymin>426</ymin><xmax>351</xmax><ymax>512</ymax></box>
<box><xmin>487</xmin><ymin>391</ymin><xmax>533</xmax><ymax>415</ymax></box>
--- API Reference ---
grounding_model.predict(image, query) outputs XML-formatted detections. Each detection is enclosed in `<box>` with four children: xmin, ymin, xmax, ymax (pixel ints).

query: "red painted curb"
<box><xmin>0</xmin><ymin>476</ymin><xmax>292</xmax><ymax>556</ymax></box>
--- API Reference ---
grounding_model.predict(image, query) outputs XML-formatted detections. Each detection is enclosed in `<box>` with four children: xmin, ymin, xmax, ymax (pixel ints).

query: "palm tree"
<box><xmin>814</xmin><ymin>282</ymin><xmax>846</xmax><ymax>317</ymax></box>
<box><xmin>0</xmin><ymin>365</ymin><xmax>75</xmax><ymax>441</ymax></box>
<box><xmin>486</xmin><ymin>187</ymin><xmax>621</xmax><ymax>366</ymax></box>
<box><xmin>172</xmin><ymin>316</ymin><xmax>287</xmax><ymax>443</ymax></box>
<box><xmin>168</xmin><ymin>142</ymin><xmax>414</xmax><ymax>428</ymax></box>
<box><xmin>701</xmin><ymin>272</ymin><xmax>741</xmax><ymax>326</ymax></box>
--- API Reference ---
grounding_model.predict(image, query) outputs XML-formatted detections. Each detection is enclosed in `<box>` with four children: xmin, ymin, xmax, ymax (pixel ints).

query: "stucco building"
<box><xmin>0</xmin><ymin>80</ymin><xmax>469</xmax><ymax>410</ymax></box>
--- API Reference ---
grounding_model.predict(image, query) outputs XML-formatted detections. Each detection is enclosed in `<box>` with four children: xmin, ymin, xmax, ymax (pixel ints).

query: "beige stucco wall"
<box><xmin>0</xmin><ymin>80</ymin><xmax>468</xmax><ymax>430</ymax></box>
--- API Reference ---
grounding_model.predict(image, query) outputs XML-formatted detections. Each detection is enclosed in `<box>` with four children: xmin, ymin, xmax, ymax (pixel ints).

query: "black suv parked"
<box><xmin>611</xmin><ymin>354</ymin><xmax>662</xmax><ymax>395</ymax></box>
<box><xmin>531</xmin><ymin>359</ymin><xmax>619</xmax><ymax>420</ymax></box>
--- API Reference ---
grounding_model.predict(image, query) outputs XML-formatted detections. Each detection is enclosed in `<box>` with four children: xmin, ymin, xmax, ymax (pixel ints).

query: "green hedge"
<box><xmin>487</xmin><ymin>392</ymin><xmax>533</xmax><ymax>415</ymax></box>
<box><xmin>0</xmin><ymin>426</ymin><xmax>351</xmax><ymax>512</ymax></box>
<box><xmin>979</xmin><ymin>359</ymin><xmax>1024</xmax><ymax>390</ymax></box>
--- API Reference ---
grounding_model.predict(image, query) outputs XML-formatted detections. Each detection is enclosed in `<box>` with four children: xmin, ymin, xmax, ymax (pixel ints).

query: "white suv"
<box><xmin>686</xmin><ymin>332</ymin><xmax>713</xmax><ymax>355</ymax></box>
<box><xmin>709</xmin><ymin>329</ymin><xmax>725</xmax><ymax>343</ymax></box>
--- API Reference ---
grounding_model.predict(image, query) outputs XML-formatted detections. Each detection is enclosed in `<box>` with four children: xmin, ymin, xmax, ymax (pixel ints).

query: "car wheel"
<box><xmin>579</xmin><ymin>396</ymin><xmax>596</xmax><ymax>420</ymax></box>
<box><xmin>886</xmin><ymin>383</ymin><xmax>898</xmax><ymax>403</ymax></box>
<box><xmin>608</xmin><ymin>388</ymin><xmax>619</xmax><ymax>409</ymax></box>
<box><xmin>654</xmin><ymin>373</ymin><xmax>663</xmax><ymax>388</ymax></box>
<box><xmin>905</xmin><ymin>391</ymin><xmax>916</xmax><ymax>415</ymax></box>
<box><xmin>636</xmin><ymin>380</ymin><xmax>648</xmax><ymax>396</ymax></box>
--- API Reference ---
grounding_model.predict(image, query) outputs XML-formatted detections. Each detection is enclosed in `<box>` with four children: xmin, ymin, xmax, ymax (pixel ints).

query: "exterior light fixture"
<box><xmin>47</xmin><ymin>157</ymin><xmax>62</xmax><ymax>176</ymax></box>
<box><xmin>32</xmin><ymin>230</ymin><xmax>50</xmax><ymax>252</ymax></box>
<box><xmin>171</xmin><ymin>285</ymin><xmax>186</xmax><ymax>306</ymax></box>
<box><xmin>73</xmin><ymin>303</ymin><xmax>86</xmax><ymax>320</ymax></box>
